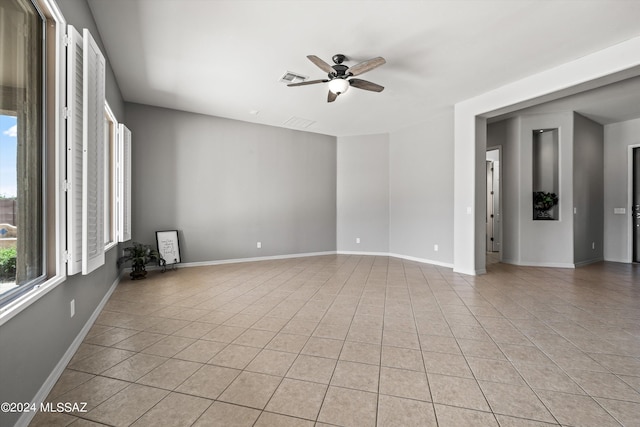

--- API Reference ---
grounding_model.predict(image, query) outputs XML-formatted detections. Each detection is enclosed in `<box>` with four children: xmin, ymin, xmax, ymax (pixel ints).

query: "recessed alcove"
<box><xmin>532</xmin><ymin>128</ymin><xmax>559</xmax><ymax>220</ymax></box>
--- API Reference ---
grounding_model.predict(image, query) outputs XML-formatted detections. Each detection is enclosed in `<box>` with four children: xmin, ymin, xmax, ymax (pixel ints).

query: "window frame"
<box><xmin>0</xmin><ymin>0</ymin><xmax>67</xmax><ymax>325</ymax></box>
<box><xmin>117</xmin><ymin>123</ymin><xmax>132</xmax><ymax>243</ymax></box>
<box><xmin>104</xmin><ymin>101</ymin><xmax>117</xmax><ymax>251</ymax></box>
<box><xmin>0</xmin><ymin>0</ymin><xmax>47</xmax><ymax>302</ymax></box>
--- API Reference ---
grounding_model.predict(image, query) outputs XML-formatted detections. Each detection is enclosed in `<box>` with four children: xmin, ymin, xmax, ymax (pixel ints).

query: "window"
<box><xmin>1</xmin><ymin>0</ymin><xmax>127</xmax><ymax>317</ymax></box>
<box><xmin>0</xmin><ymin>0</ymin><xmax>118</xmax><ymax>317</ymax></box>
<box><xmin>0</xmin><ymin>0</ymin><xmax>45</xmax><ymax>304</ymax></box>
<box><xmin>117</xmin><ymin>123</ymin><xmax>132</xmax><ymax>243</ymax></box>
<box><xmin>104</xmin><ymin>103</ymin><xmax>117</xmax><ymax>247</ymax></box>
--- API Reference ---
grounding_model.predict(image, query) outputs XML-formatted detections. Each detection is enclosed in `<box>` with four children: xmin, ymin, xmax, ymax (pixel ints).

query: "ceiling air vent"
<box><xmin>283</xmin><ymin>116</ymin><xmax>315</xmax><ymax>129</ymax></box>
<box><xmin>280</xmin><ymin>71</ymin><xmax>307</xmax><ymax>84</ymax></box>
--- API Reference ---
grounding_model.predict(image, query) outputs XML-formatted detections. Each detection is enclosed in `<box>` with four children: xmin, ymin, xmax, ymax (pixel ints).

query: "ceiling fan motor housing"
<box><xmin>329</xmin><ymin>64</ymin><xmax>349</xmax><ymax>79</ymax></box>
<box><xmin>329</xmin><ymin>54</ymin><xmax>350</xmax><ymax>79</ymax></box>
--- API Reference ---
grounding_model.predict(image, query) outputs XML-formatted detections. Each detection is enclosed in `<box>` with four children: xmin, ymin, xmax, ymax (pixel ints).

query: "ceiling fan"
<box><xmin>288</xmin><ymin>54</ymin><xmax>386</xmax><ymax>102</ymax></box>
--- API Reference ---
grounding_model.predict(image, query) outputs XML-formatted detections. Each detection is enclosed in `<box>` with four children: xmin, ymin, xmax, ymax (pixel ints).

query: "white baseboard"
<box><xmin>603</xmin><ymin>257</ymin><xmax>629</xmax><ymax>264</ymax></box>
<box><xmin>148</xmin><ymin>250</ymin><xmax>456</xmax><ymax>273</ymax></box>
<box><xmin>16</xmin><ymin>276</ymin><xmax>120</xmax><ymax>427</ymax></box>
<box><xmin>336</xmin><ymin>250</ymin><xmax>389</xmax><ymax>257</ymax></box>
<box><xmin>453</xmin><ymin>267</ymin><xmax>485</xmax><ymax>275</ymax></box>
<box><xmin>501</xmin><ymin>259</ymin><xmax>576</xmax><ymax>268</ymax></box>
<box><xmin>148</xmin><ymin>251</ymin><xmax>338</xmax><ymax>270</ymax></box>
<box><xmin>574</xmin><ymin>257</ymin><xmax>604</xmax><ymax>267</ymax></box>
<box><xmin>388</xmin><ymin>252</ymin><xmax>454</xmax><ymax>269</ymax></box>
<box><xmin>337</xmin><ymin>251</ymin><xmax>454</xmax><ymax>269</ymax></box>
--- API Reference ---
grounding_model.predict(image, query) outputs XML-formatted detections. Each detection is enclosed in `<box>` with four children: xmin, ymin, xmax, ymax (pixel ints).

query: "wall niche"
<box><xmin>532</xmin><ymin>128</ymin><xmax>559</xmax><ymax>220</ymax></box>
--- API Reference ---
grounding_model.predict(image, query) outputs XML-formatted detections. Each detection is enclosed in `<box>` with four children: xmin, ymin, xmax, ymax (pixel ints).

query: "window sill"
<box><xmin>0</xmin><ymin>274</ymin><xmax>66</xmax><ymax>327</ymax></box>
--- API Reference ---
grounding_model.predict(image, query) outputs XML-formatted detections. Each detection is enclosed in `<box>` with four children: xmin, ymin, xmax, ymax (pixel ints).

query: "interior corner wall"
<box><xmin>604</xmin><ymin>116</ymin><xmax>640</xmax><ymax>262</ymax></box>
<box><xmin>573</xmin><ymin>113</ymin><xmax>604</xmax><ymax>265</ymax></box>
<box><xmin>336</xmin><ymin>134</ymin><xmax>389</xmax><ymax>253</ymax></box>
<box><xmin>124</xmin><ymin>103</ymin><xmax>337</xmax><ymax>263</ymax></box>
<box><xmin>0</xmin><ymin>1</ymin><xmax>125</xmax><ymax>426</ymax></box>
<box><xmin>388</xmin><ymin>111</ymin><xmax>454</xmax><ymax>265</ymax></box>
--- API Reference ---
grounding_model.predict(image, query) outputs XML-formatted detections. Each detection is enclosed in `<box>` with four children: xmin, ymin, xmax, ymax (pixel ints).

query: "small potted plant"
<box><xmin>533</xmin><ymin>191</ymin><xmax>559</xmax><ymax>219</ymax></box>
<box><xmin>117</xmin><ymin>242</ymin><xmax>164</xmax><ymax>280</ymax></box>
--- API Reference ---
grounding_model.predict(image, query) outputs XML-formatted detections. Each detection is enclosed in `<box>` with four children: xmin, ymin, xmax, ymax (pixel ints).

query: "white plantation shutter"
<box><xmin>82</xmin><ymin>28</ymin><xmax>106</xmax><ymax>274</ymax></box>
<box><xmin>117</xmin><ymin>124</ymin><xmax>132</xmax><ymax>242</ymax></box>
<box><xmin>65</xmin><ymin>25</ymin><xmax>83</xmax><ymax>275</ymax></box>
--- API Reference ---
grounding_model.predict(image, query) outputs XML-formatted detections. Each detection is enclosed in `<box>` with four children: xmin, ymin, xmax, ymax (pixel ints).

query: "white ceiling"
<box><xmin>87</xmin><ymin>0</ymin><xmax>640</xmax><ymax>137</ymax></box>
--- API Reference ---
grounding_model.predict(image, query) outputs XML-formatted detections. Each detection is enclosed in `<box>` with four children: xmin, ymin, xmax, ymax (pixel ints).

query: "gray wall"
<box><xmin>0</xmin><ymin>2</ymin><xmax>124</xmax><ymax>425</ymax></box>
<box><xmin>489</xmin><ymin>113</ymin><xmax>576</xmax><ymax>267</ymax></box>
<box><xmin>519</xmin><ymin>113</ymin><xmax>574</xmax><ymax>266</ymax></box>
<box><xmin>0</xmin><ymin>252</ymin><xmax>120</xmax><ymax>427</ymax></box>
<box><xmin>388</xmin><ymin>111</ymin><xmax>454</xmax><ymax>264</ymax></box>
<box><xmin>336</xmin><ymin>134</ymin><xmax>389</xmax><ymax>253</ymax></box>
<box><xmin>336</xmin><ymin>112</ymin><xmax>455</xmax><ymax>266</ymax></box>
<box><xmin>125</xmin><ymin>103</ymin><xmax>337</xmax><ymax>262</ymax></box>
<box><xmin>604</xmin><ymin>116</ymin><xmax>640</xmax><ymax>262</ymax></box>
<box><xmin>573</xmin><ymin>113</ymin><xmax>604</xmax><ymax>264</ymax></box>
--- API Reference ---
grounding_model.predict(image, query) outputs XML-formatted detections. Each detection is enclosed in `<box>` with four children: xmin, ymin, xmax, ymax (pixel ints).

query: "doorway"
<box><xmin>633</xmin><ymin>147</ymin><xmax>640</xmax><ymax>263</ymax></box>
<box><xmin>486</xmin><ymin>148</ymin><xmax>501</xmax><ymax>264</ymax></box>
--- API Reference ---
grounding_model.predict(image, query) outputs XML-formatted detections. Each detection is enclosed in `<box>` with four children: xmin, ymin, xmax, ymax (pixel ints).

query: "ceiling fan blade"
<box><xmin>349</xmin><ymin>78</ymin><xmax>384</xmax><ymax>92</ymax></box>
<box><xmin>307</xmin><ymin>55</ymin><xmax>335</xmax><ymax>75</ymax></box>
<box><xmin>347</xmin><ymin>57</ymin><xmax>386</xmax><ymax>76</ymax></box>
<box><xmin>287</xmin><ymin>79</ymin><xmax>329</xmax><ymax>87</ymax></box>
<box><xmin>327</xmin><ymin>91</ymin><xmax>338</xmax><ymax>103</ymax></box>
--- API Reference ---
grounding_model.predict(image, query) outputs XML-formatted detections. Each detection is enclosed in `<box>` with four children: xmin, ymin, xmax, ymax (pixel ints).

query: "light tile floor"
<box><xmin>30</xmin><ymin>255</ymin><xmax>640</xmax><ymax>426</ymax></box>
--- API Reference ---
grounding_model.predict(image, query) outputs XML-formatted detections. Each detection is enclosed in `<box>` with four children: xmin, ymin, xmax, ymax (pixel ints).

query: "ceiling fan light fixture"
<box><xmin>328</xmin><ymin>78</ymin><xmax>349</xmax><ymax>94</ymax></box>
<box><xmin>290</xmin><ymin>54</ymin><xmax>385</xmax><ymax>102</ymax></box>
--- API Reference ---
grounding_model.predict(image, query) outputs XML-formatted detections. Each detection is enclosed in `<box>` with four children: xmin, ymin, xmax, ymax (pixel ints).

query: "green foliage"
<box><xmin>0</xmin><ymin>247</ymin><xmax>17</xmax><ymax>281</ymax></box>
<box><xmin>533</xmin><ymin>191</ymin><xmax>559</xmax><ymax>211</ymax></box>
<box><xmin>117</xmin><ymin>242</ymin><xmax>163</xmax><ymax>269</ymax></box>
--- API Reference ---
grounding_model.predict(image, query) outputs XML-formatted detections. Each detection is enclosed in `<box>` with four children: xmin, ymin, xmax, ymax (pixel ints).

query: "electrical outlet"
<box><xmin>70</xmin><ymin>299</ymin><xmax>75</xmax><ymax>318</ymax></box>
<box><xmin>356</xmin><ymin>237</ymin><xmax>360</xmax><ymax>244</ymax></box>
<box><xmin>592</xmin><ymin>242</ymin><xmax>595</xmax><ymax>250</ymax></box>
<box><xmin>257</xmin><ymin>242</ymin><xmax>261</xmax><ymax>249</ymax></box>
<box><xmin>434</xmin><ymin>244</ymin><xmax>439</xmax><ymax>252</ymax></box>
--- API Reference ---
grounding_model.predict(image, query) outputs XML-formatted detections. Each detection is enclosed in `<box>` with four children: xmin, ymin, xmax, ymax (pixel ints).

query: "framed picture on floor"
<box><xmin>156</xmin><ymin>230</ymin><xmax>181</xmax><ymax>266</ymax></box>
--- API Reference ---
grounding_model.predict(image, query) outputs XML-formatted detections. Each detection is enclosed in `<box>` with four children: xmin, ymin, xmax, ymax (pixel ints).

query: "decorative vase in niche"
<box><xmin>533</xmin><ymin>191</ymin><xmax>558</xmax><ymax>220</ymax></box>
<box><xmin>535</xmin><ymin>209</ymin><xmax>553</xmax><ymax>220</ymax></box>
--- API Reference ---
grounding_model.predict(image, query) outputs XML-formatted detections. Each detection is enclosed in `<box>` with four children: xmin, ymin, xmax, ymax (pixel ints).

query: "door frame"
<box><xmin>628</xmin><ymin>143</ymin><xmax>640</xmax><ymax>263</ymax></box>
<box><xmin>486</xmin><ymin>145</ymin><xmax>502</xmax><ymax>264</ymax></box>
